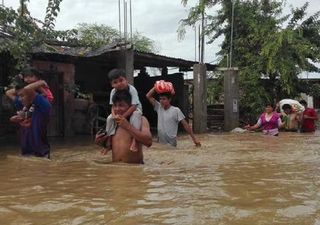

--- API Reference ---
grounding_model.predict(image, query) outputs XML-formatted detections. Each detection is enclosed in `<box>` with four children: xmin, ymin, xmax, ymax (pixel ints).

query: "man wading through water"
<box><xmin>95</xmin><ymin>90</ymin><xmax>152</xmax><ymax>164</ymax></box>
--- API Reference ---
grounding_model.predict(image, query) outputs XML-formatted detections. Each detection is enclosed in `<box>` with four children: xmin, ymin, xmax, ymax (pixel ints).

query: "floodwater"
<box><xmin>0</xmin><ymin>132</ymin><xmax>320</xmax><ymax>225</ymax></box>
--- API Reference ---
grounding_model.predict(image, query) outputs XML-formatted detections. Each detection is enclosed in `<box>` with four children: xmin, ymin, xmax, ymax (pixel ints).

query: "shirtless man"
<box><xmin>95</xmin><ymin>90</ymin><xmax>152</xmax><ymax>164</ymax></box>
<box><xmin>281</xmin><ymin>104</ymin><xmax>300</xmax><ymax>132</ymax></box>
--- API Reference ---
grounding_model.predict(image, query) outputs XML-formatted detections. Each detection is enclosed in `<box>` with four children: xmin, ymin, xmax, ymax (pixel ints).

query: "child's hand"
<box><xmin>114</xmin><ymin>115</ymin><xmax>131</xmax><ymax>130</ymax></box>
<box><xmin>40</xmin><ymin>80</ymin><xmax>48</xmax><ymax>87</ymax></box>
<box><xmin>244</xmin><ymin>124</ymin><xmax>251</xmax><ymax>130</ymax></box>
<box><xmin>112</xmin><ymin>114</ymin><xmax>120</xmax><ymax>120</ymax></box>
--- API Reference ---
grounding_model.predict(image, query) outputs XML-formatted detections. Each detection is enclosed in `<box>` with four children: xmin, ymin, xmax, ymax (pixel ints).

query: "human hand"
<box><xmin>17</xmin><ymin>110</ymin><xmax>25</xmax><ymax>117</ymax></box>
<box><xmin>244</xmin><ymin>124</ymin><xmax>251</xmax><ymax>130</ymax></box>
<box><xmin>95</xmin><ymin>132</ymin><xmax>106</xmax><ymax>145</ymax></box>
<box><xmin>114</xmin><ymin>115</ymin><xmax>131</xmax><ymax>130</ymax></box>
<box><xmin>111</xmin><ymin>111</ymin><xmax>116</xmax><ymax>118</ymax></box>
<box><xmin>41</xmin><ymin>80</ymin><xmax>48</xmax><ymax>87</ymax></box>
<box><xmin>19</xmin><ymin>118</ymin><xmax>32</xmax><ymax>127</ymax></box>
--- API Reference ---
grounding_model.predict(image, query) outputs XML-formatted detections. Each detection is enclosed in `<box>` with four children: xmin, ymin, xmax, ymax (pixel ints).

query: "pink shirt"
<box><xmin>257</xmin><ymin>112</ymin><xmax>281</xmax><ymax>136</ymax></box>
<box><xmin>42</xmin><ymin>86</ymin><xmax>54</xmax><ymax>103</ymax></box>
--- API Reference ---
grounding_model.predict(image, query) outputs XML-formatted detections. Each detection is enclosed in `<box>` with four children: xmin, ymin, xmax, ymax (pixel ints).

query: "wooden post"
<box><xmin>224</xmin><ymin>68</ymin><xmax>239</xmax><ymax>131</ymax></box>
<box><xmin>193</xmin><ymin>64</ymin><xmax>207</xmax><ymax>133</ymax></box>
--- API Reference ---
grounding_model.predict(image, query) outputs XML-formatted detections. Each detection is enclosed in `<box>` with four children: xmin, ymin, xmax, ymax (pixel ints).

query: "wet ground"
<box><xmin>0</xmin><ymin>132</ymin><xmax>320</xmax><ymax>225</ymax></box>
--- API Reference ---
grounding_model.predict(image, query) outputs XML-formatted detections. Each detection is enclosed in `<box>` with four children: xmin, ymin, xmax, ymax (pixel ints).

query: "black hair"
<box><xmin>299</xmin><ymin>100</ymin><xmax>307</xmax><ymax>106</ymax></box>
<box><xmin>282</xmin><ymin>104</ymin><xmax>292</xmax><ymax>111</ymax></box>
<box><xmin>21</xmin><ymin>67</ymin><xmax>42</xmax><ymax>79</ymax></box>
<box><xmin>14</xmin><ymin>80</ymin><xmax>27</xmax><ymax>90</ymax></box>
<box><xmin>265</xmin><ymin>102</ymin><xmax>274</xmax><ymax>108</ymax></box>
<box><xmin>108</xmin><ymin>68</ymin><xmax>126</xmax><ymax>81</ymax></box>
<box><xmin>158</xmin><ymin>92</ymin><xmax>172</xmax><ymax>100</ymax></box>
<box><xmin>112</xmin><ymin>89</ymin><xmax>131</xmax><ymax>105</ymax></box>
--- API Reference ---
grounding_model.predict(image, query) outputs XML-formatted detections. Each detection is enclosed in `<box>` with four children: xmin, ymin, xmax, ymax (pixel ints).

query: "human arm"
<box><xmin>146</xmin><ymin>87</ymin><xmax>156</xmax><ymax>106</ymax></box>
<box><xmin>180</xmin><ymin>119</ymin><xmax>201</xmax><ymax>147</ymax></box>
<box><xmin>25</xmin><ymin>80</ymin><xmax>54</xmax><ymax>103</ymax></box>
<box><xmin>122</xmin><ymin>105</ymin><xmax>137</xmax><ymax>119</ymax></box>
<box><xmin>24</xmin><ymin>80</ymin><xmax>47</xmax><ymax>92</ymax></box>
<box><xmin>111</xmin><ymin>105</ymin><xmax>115</xmax><ymax>117</ymax></box>
<box><xmin>95</xmin><ymin>132</ymin><xmax>108</xmax><ymax>145</ymax></box>
<box><xmin>245</xmin><ymin>124</ymin><xmax>260</xmax><ymax>130</ymax></box>
<box><xmin>278</xmin><ymin>117</ymin><xmax>285</xmax><ymax>128</ymax></box>
<box><xmin>303</xmin><ymin>110</ymin><xmax>318</xmax><ymax>120</ymax></box>
<box><xmin>245</xmin><ymin>118</ymin><xmax>261</xmax><ymax>130</ymax></box>
<box><xmin>305</xmin><ymin>115</ymin><xmax>319</xmax><ymax>120</ymax></box>
<box><xmin>114</xmin><ymin>115</ymin><xmax>152</xmax><ymax>147</ymax></box>
<box><xmin>5</xmin><ymin>88</ymin><xmax>17</xmax><ymax>101</ymax></box>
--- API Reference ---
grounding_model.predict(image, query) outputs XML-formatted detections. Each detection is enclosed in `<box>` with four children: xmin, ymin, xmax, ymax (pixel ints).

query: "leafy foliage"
<box><xmin>75</xmin><ymin>23</ymin><xmax>158</xmax><ymax>53</ymax></box>
<box><xmin>180</xmin><ymin>0</ymin><xmax>320</xmax><ymax>120</ymax></box>
<box><xmin>0</xmin><ymin>0</ymin><xmax>65</xmax><ymax>70</ymax></box>
<box><xmin>207</xmin><ymin>72</ymin><xmax>224</xmax><ymax>105</ymax></box>
<box><xmin>43</xmin><ymin>0</ymin><xmax>63</xmax><ymax>31</ymax></box>
<box><xmin>0</xmin><ymin>2</ymin><xmax>157</xmax><ymax>77</ymax></box>
<box><xmin>310</xmin><ymin>83</ymin><xmax>320</xmax><ymax>98</ymax></box>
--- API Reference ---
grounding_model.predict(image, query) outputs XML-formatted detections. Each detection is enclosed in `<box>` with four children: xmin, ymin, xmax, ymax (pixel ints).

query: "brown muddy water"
<box><xmin>0</xmin><ymin>132</ymin><xmax>320</xmax><ymax>225</ymax></box>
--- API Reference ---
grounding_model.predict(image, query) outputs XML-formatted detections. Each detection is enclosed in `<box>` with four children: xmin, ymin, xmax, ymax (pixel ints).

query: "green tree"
<box><xmin>75</xmin><ymin>23</ymin><xmax>158</xmax><ymax>53</ymax></box>
<box><xmin>0</xmin><ymin>2</ymin><xmax>157</xmax><ymax>79</ymax></box>
<box><xmin>180</xmin><ymin>0</ymin><xmax>320</xmax><ymax>119</ymax></box>
<box><xmin>0</xmin><ymin>0</ymin><xmax>65</xmax><ymax>70</ymax></box>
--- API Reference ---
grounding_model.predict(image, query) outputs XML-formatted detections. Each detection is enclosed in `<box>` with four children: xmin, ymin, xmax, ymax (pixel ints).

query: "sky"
<box><xmin>3</xmin><ymin>0</ymin><xmax>320</xmax><ymax>65</ymax></box>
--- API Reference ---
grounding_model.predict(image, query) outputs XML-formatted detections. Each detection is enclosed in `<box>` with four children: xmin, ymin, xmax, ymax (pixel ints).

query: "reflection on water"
<box><xmin>0</xmin><ymin>132</ymin><xmax>320</xmax><ymax>225</ymax></box>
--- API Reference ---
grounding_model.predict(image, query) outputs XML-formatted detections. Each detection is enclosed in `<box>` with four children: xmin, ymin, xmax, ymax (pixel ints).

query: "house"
<box><xmin>0</xmin><ymin>41</ymin><xmax>217</xmax><ymax>137</ymax></box>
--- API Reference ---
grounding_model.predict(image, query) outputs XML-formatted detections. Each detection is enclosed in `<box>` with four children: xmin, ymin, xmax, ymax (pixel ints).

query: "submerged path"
<box><xmin>0</xmin><ymin>132</ymin><xmax>319</xmax><ymax>225</ymax></box>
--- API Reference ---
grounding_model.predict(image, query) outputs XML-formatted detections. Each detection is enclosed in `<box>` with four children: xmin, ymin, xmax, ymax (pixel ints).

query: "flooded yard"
<box><xmin>0</xmin><ymin>132</ymin><xmax>320</xmax><ymax>225</ymax></box>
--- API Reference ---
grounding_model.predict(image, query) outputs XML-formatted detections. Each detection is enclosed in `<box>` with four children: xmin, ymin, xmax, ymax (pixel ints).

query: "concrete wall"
<box><xmin>224</xmin><ymin>68</ymin><xmax>239</xmax><ymax>131</ymax></box>
<box><xmin>117</xmin><ymin>48</ymin><xmax>134</xmax><ymax>85</ymax></box>
<box><xmin>193</xmin><ymin>64</ymin><xmax>207</xmax><ymax>133</ymax></box>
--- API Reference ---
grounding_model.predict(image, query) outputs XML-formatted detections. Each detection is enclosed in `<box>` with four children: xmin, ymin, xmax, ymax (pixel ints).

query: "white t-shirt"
<box><xmin>154</xmin><ymin>101</ymin><xmax>185</xmax><ymax>147</ymax></box>
<box><xmin>109</xmin><ymin>84</ymin><xmax>142</xmax><ymax>111</ymax></box>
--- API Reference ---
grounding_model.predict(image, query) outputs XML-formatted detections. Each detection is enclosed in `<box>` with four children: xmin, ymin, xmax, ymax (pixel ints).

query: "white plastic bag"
<box><xmin>279</xmin><ymin>99</ymin><xmax>305</xmax><ymax>113</ymax></box>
